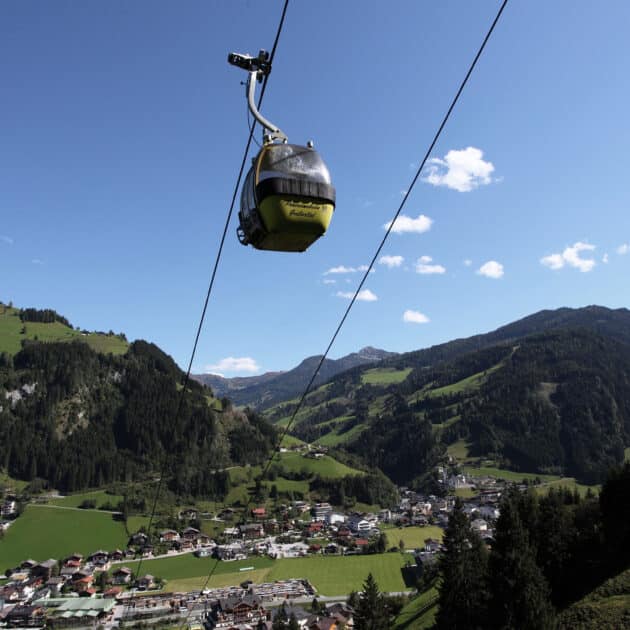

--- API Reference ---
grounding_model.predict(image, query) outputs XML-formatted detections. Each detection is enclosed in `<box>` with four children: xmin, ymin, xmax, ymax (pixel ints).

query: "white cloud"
<box><xmin>602</xmin><ymin>253</ymin><xmax>609</xmax><ymax>264</ymax></box>
<box><xmin>322</xmin><ymin>279</ymin><xmax>336</xmax><ymax>285</ymax></box>
<box><xmin>540</xmin><ymin>242</ymin><xmax>596</xmax><ymax>273</ymax></box>
<box><xmin>324</xmin><ymin>264</ymin><xmax>373</xmax><ymax>275</ymax></box>
<box><xmin>384</xmin><ymin>213</ymin><xmax>433</xmax><ymax>234</ymax></box>
<box><xmin>617</xmin><ymin>243</ymin><xmax>629</xmax><ymax>255</ymax></box>
<box><xmin>415</xmin><ymin>255</ymin><xmax>446</xmax><ymax>275</ymax></box>
<box><xmin>0</xmin><ymin>235</ymin><xmax>13</xmax><ymax>245</ymax></box>
<box><xmin>324</xmin><ymin>265</ymin><xmax>356</xmax><ymax>275</ymax></box>
<box><xmin>379</xmin><ymin>255</ymin><xmax>404</xmax><ymax>268</ymax></box>
<box><xmin>31</xmin><ymin>258</ymin><xmax>44</xmax><ymax>265</ymax></box>
<box><xmin>403</xmin><ymin>309</ymin><xmax>430</xmax><ymax>324</ymax></box>
<box><xmin>205</xmin><ymin>357</ymin><xmax>260</xmax><ymax>374</ymax></box>
<box><xmin>336</xmin><ymin>289</ymin><xmax>378</xmax><ymax>302</ymax></box>
<box><xmin>423</xmin><ymin>147</ymin><xmax>495</xmax><ymax>192</ymax></box>
<box><xmin>463</xmin><ymin>259</ymin><xmax>472</xmax><ymax>267</ymax></box>
<box><xmin>540</xmin><ymin>253</ymin><xmax>564</xmax><ymax>270</ymax></box>
<box><xmin>477</xmin><ymin>260</ymin><xmax>504</xmax><ymax>279</ymax></box>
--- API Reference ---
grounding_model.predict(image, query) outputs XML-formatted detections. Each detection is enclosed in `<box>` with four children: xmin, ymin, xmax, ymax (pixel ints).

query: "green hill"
<box><xmin>558</xmin><ymin>567</ymin><xmax>630</xmax><ymax>628</ymax></box>
<box><xmin>0</xmin><ymin>304</ymin><xmax>128</xmax><ymax>356</ymax></box>
<box><xmin>262</xmin><ymin>306</ymin><xmax>630</xmax><ymax>486</ymax></box>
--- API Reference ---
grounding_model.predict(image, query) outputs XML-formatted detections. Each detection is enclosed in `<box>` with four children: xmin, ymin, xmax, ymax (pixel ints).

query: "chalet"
<box><xmin>240</xmin><ymin>522</ymin><xmax>264</xmax><ymax>539</ymax></box>
<box><xmin>471</xmin><ymin>518</ymin><xmax>489</xmax><ymax>533</ymax></box>
<box><xmin>312</xmin><ymin>502</ymin><xmax>332</xmax><ymax>521</ymax></box>
<box><xmin>378</xmin><ymin>509</ymin><xmax>392</xmax><ymax>522</ymax></box>
<box><xmin>306</xmin><ymin>521</ymin><xmax>324</xmax><ymax>535</ymax></box>
<box><xmin>306</xmin><ymin>616</ymin><xmax>338</xmax><ymax>630</ymax></box>
<box><xmin>337</xmin><ymin>526</ymin><xmax>351</xmax><ymax>539</ymax></box>
<box><xmin>109</xmin><ymin>549</ymin><xmax>125</xmax><ymax>562</ymax></box>
<box><xmin>4</xmin><ymin>605</ymin><xmax>45</xmax><ymax>627</ymax></box>
<box><xmin>179</xmin><ymin>508</ymin><xmax>199</xmax><ymax>520</ymax></box>
<box><xmin>73</xmin><ymin>575</ymin><xmax>94</xmax><ymax>593</ymax></box>
<box><xmin>129</xmin><ymin>532</ymin><xmax>148</xmax><ymax>546</ymax></box>
<box><xmin>209</xmin><ymin>593</ymin><xmax>266</xmax><ymax>627</ymax></box>
<box><xmin>348</xmin><ymin>515</ymin><xmax>370</xmax><ymax>533</ymax></box>
<box><xmin>88</xmin><ymin>550</ymin><xmax>110</xmax><ymax>569</ymax></box>
<box><xmin>216</xmin><ymin>543</ymin><xmax>246</xmax><ymax>561</ymax></box>
<box><xmin>136</xmin><ymin>574</ymin><xmax>155</xmax><ymax>590</ymax></box>
<box><xmin>20</xmin><ymin>559</ymin><xmax>38</xmax><ymax>570</ymax></box>
<box><xmin>182</xmin><ymin>526</ymin><xmax>201</xmax><ymax>541</ymax></box>
<box><xmin>63</xmin><ymin>554</ymin><xmax>83</xmax><ymax>568</ymax></box>
<box><xmin>223</xmin><ymin>526</ymin><xmax>240</xmax><ymax>538</ymax></box>
<box><xmin>324</xmin><ymin>512</ymin><xmax>345</xmax><ymax>526</ymax></box>
<box><xmin>29</xmin><ymin>559</ymin><xmax>56</xmax><ymax>580</ymax></box>
<box><xmin>46</xmin><ymin>576</ymin><xmax>65</xmax><ymax>597</ymax></box>
<box><xmin>0</xmin><ymin>520</ymin><xmax>10</xmax><ymax>532</ymax></box>
<box><xmin>424</xmin><ymin>538</ymin><xmax>441</xmax><ymax>553</ymax></box>
<box><xmin>0</xmin><ymin>500</ymin><xmax>17</xmax><ymax>518</ymax></box>
<box><xmin>159</xmin><ymin>529</ymin><xmax>180</xmax><ymax>542</ymax></box>
<box><xmin>112</xmin><ymin>567</ymin><xmax>133</xmax><ymax>585</ymax></box>
<box><xmin>251</xmin><ymin>507</ymin><xmax>266</xmax><ymax>519</ymax></box>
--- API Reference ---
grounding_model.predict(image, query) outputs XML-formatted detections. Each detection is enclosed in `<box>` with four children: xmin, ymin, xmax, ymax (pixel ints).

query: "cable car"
<box><xmin>228</xmin><ymin>50</ymin><xmax>336</xmax><ymax>252</ymax></box>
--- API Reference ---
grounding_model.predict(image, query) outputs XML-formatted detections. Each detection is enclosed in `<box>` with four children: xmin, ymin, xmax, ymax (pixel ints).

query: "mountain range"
<box><xmin>193</xmin><ymin>346</ymin><xmax>396</xmax><ymax>408</ymax></box>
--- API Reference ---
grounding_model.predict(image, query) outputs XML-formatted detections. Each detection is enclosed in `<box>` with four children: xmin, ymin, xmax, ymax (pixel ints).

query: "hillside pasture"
<box><xmin>47</xmin><ymin>490</ymin><xmax>123</xmax><ymax>509</ymax></box>
<box><xmin>382</xmin><ymin>526</ymin><xmax>443</xmax><ymax>551</ymax></box>
<box><xmin>0</xmin><ymin>505</ymin><xmax>128</xmax><ymax>568</ymax></box>
<box><xmin>0</xmin><ymin>309</ymin><xmax>128</xmax><ymax>356</ymax></box>
<box><xmin>361</xmin><ymin>367</ymin><xmax>412</xmax><ymax>385</ymax></box>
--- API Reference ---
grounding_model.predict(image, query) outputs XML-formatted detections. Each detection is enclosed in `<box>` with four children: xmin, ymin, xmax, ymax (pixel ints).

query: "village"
<box><xmin>0</xmin><ymin>463</ymin><xmax>515</xmax><ymax>629</ymax></box>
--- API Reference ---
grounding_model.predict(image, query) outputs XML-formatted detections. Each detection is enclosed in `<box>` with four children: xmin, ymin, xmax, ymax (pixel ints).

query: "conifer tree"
<box><xmin>488</xmin><ymin>490</ymin><xmax>555</xmax><ymax>629</ymax></box>
<box><xmin>436</xmin><ymin>498</ymin><xmax>489</xmax><ymax>630</ymax></box>
<box><xmin>354</xmin><ymin>572</ymin><xmax>389</xmax><ymax>630</ymax></box>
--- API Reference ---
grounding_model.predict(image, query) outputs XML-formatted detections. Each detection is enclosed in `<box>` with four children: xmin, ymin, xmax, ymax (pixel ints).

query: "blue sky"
<box><xmin>2</xmin><ymin>1</ymin><xmax>630</xmax><ymax>375</ymax></box>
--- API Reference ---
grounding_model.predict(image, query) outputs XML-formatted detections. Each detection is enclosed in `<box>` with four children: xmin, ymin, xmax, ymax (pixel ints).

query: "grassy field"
<box><xmin>47</xmin><ymin>490</ymin><xmax>123</xmax><ymax>509</ymax></box>
<box><xmin>275</xmin><ymin>452</ymin><xmax>361</xmax><ymax>478</ymax></box>
<box><xmin>625</xmin><ymin>447</ymin><xmax>630</xmax><ymax>463</ymax></box>
<box><xmin>361</xmin><ymin>368</ymin><xmax>412</xmax><ymax>385</ymax></box>
<box><xmin>0</xmin><ymin>505</ymin><xmax>129</xmax><ymax>568</ymax></box>
<box><xmin>426</xmin><ymin>365</ymin><xmax>501</xmax><ymax>398</ymax></box>
<box><xmin>124</xmin><ymin>552</ymin><xmax>410</xmax><ymax>595</ymax></box>
<box><xmin>382</xmin><ymin>526</ymin><xmax>443</xmax><ymax>551</ymax></box>
<box><xmin>0</xmin><ymin>470</ymin><xmax>29</xmax><ymax>492</ymax></box>
<box><xmin>268</xmin><ymin>554</ymin><xmax>409</xmax><ymax>595</ymax></box>
<box><xmin>0</xmin><ymin>307</ymin><xmax>128</xmax><ymax>356</ymax></box>
<box><xmin>316</xmin><ymin>423</ymin><xmax>366</xmax><ymax>447</ymax></box>
<box><xmin>393</xmin><ymin>586</ymin><xmax>439</xmax><ymax>629</ymax></box>
<box><xmin>463</xmin><ymin>466</ymin><xmax>560</xmax><ymax>483</ymax></box>
<box><xmin>446</xmin><ymin>440</ymin><xmax>472</xmax><ymax>461</ymax></box>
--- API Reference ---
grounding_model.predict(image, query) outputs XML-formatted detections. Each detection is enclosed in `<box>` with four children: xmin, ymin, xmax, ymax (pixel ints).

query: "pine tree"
<box><xmin>488</xmin><ymin>490</ymin><xmax>555</xmax><ymax>629</ymax></box>
<box><xmin>272</xmin><ymin>603</ymin><xmax>288</xmax><ymax>629</ymax></box>
<box><xmin>354</xmin><ymin>572</ymin><xmax>389</xmax><ymax>630</ymax></box>
<box><xmin>436</xmin><ymin>499</ymin><xmax>489</xmax><ymax>630</ymax></box>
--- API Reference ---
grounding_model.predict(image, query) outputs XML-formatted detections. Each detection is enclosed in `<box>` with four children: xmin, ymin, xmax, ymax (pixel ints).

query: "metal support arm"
<box><xmin>246</xmin><ymin>71</ymin><xmax>287</xmax><ymax>143</ymax></box>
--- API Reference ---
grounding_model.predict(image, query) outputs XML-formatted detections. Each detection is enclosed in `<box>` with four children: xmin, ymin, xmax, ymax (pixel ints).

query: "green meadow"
<box><xmin>361</xmin><ymin>368</ymin><xmax>413</xmax><ymax>385</ymax></box>
<box><xmin>0</xmin><ymin>307</ymin><xmax>128</xmax><ymax>356</ymax></box>
<box><xmin>0</xmin><ymin>505</ymin><xmax>128</xmax><ymax>569</ymax></box>
<box><xmin>126</xmin><ymin>552</ymin><xmax>411</xmax><ymax>596</ymax></box>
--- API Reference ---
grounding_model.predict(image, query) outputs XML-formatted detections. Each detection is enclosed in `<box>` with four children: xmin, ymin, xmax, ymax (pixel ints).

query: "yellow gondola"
<box><xmin>229</xmin><ymin>50</ymin><xmax>336</xmax><ymax>252</ymax></box>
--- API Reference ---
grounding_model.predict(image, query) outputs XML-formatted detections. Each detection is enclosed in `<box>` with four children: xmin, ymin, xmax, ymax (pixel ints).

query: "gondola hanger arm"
<box><xmin>228</xmin><ymin>49</ymin><xmax>288</xmax><ymax>144</ymax></box>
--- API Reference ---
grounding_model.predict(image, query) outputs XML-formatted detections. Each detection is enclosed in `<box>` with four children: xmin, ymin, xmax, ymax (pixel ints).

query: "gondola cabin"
<box><xmin>237</xmin><ymin>143</ymin><xmax>336</xmax><ymax>252</ymax></box>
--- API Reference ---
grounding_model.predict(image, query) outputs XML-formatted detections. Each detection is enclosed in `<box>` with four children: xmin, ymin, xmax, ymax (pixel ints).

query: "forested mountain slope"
<box><xmin>0</xmin><ymin>338</ymin><xmax>276</xmax><ymax>495</ymax></box>
<box><xmin>265</xmin><ymin>306</ymin><xmax>630</xmax><ymax>485</ymax></box>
